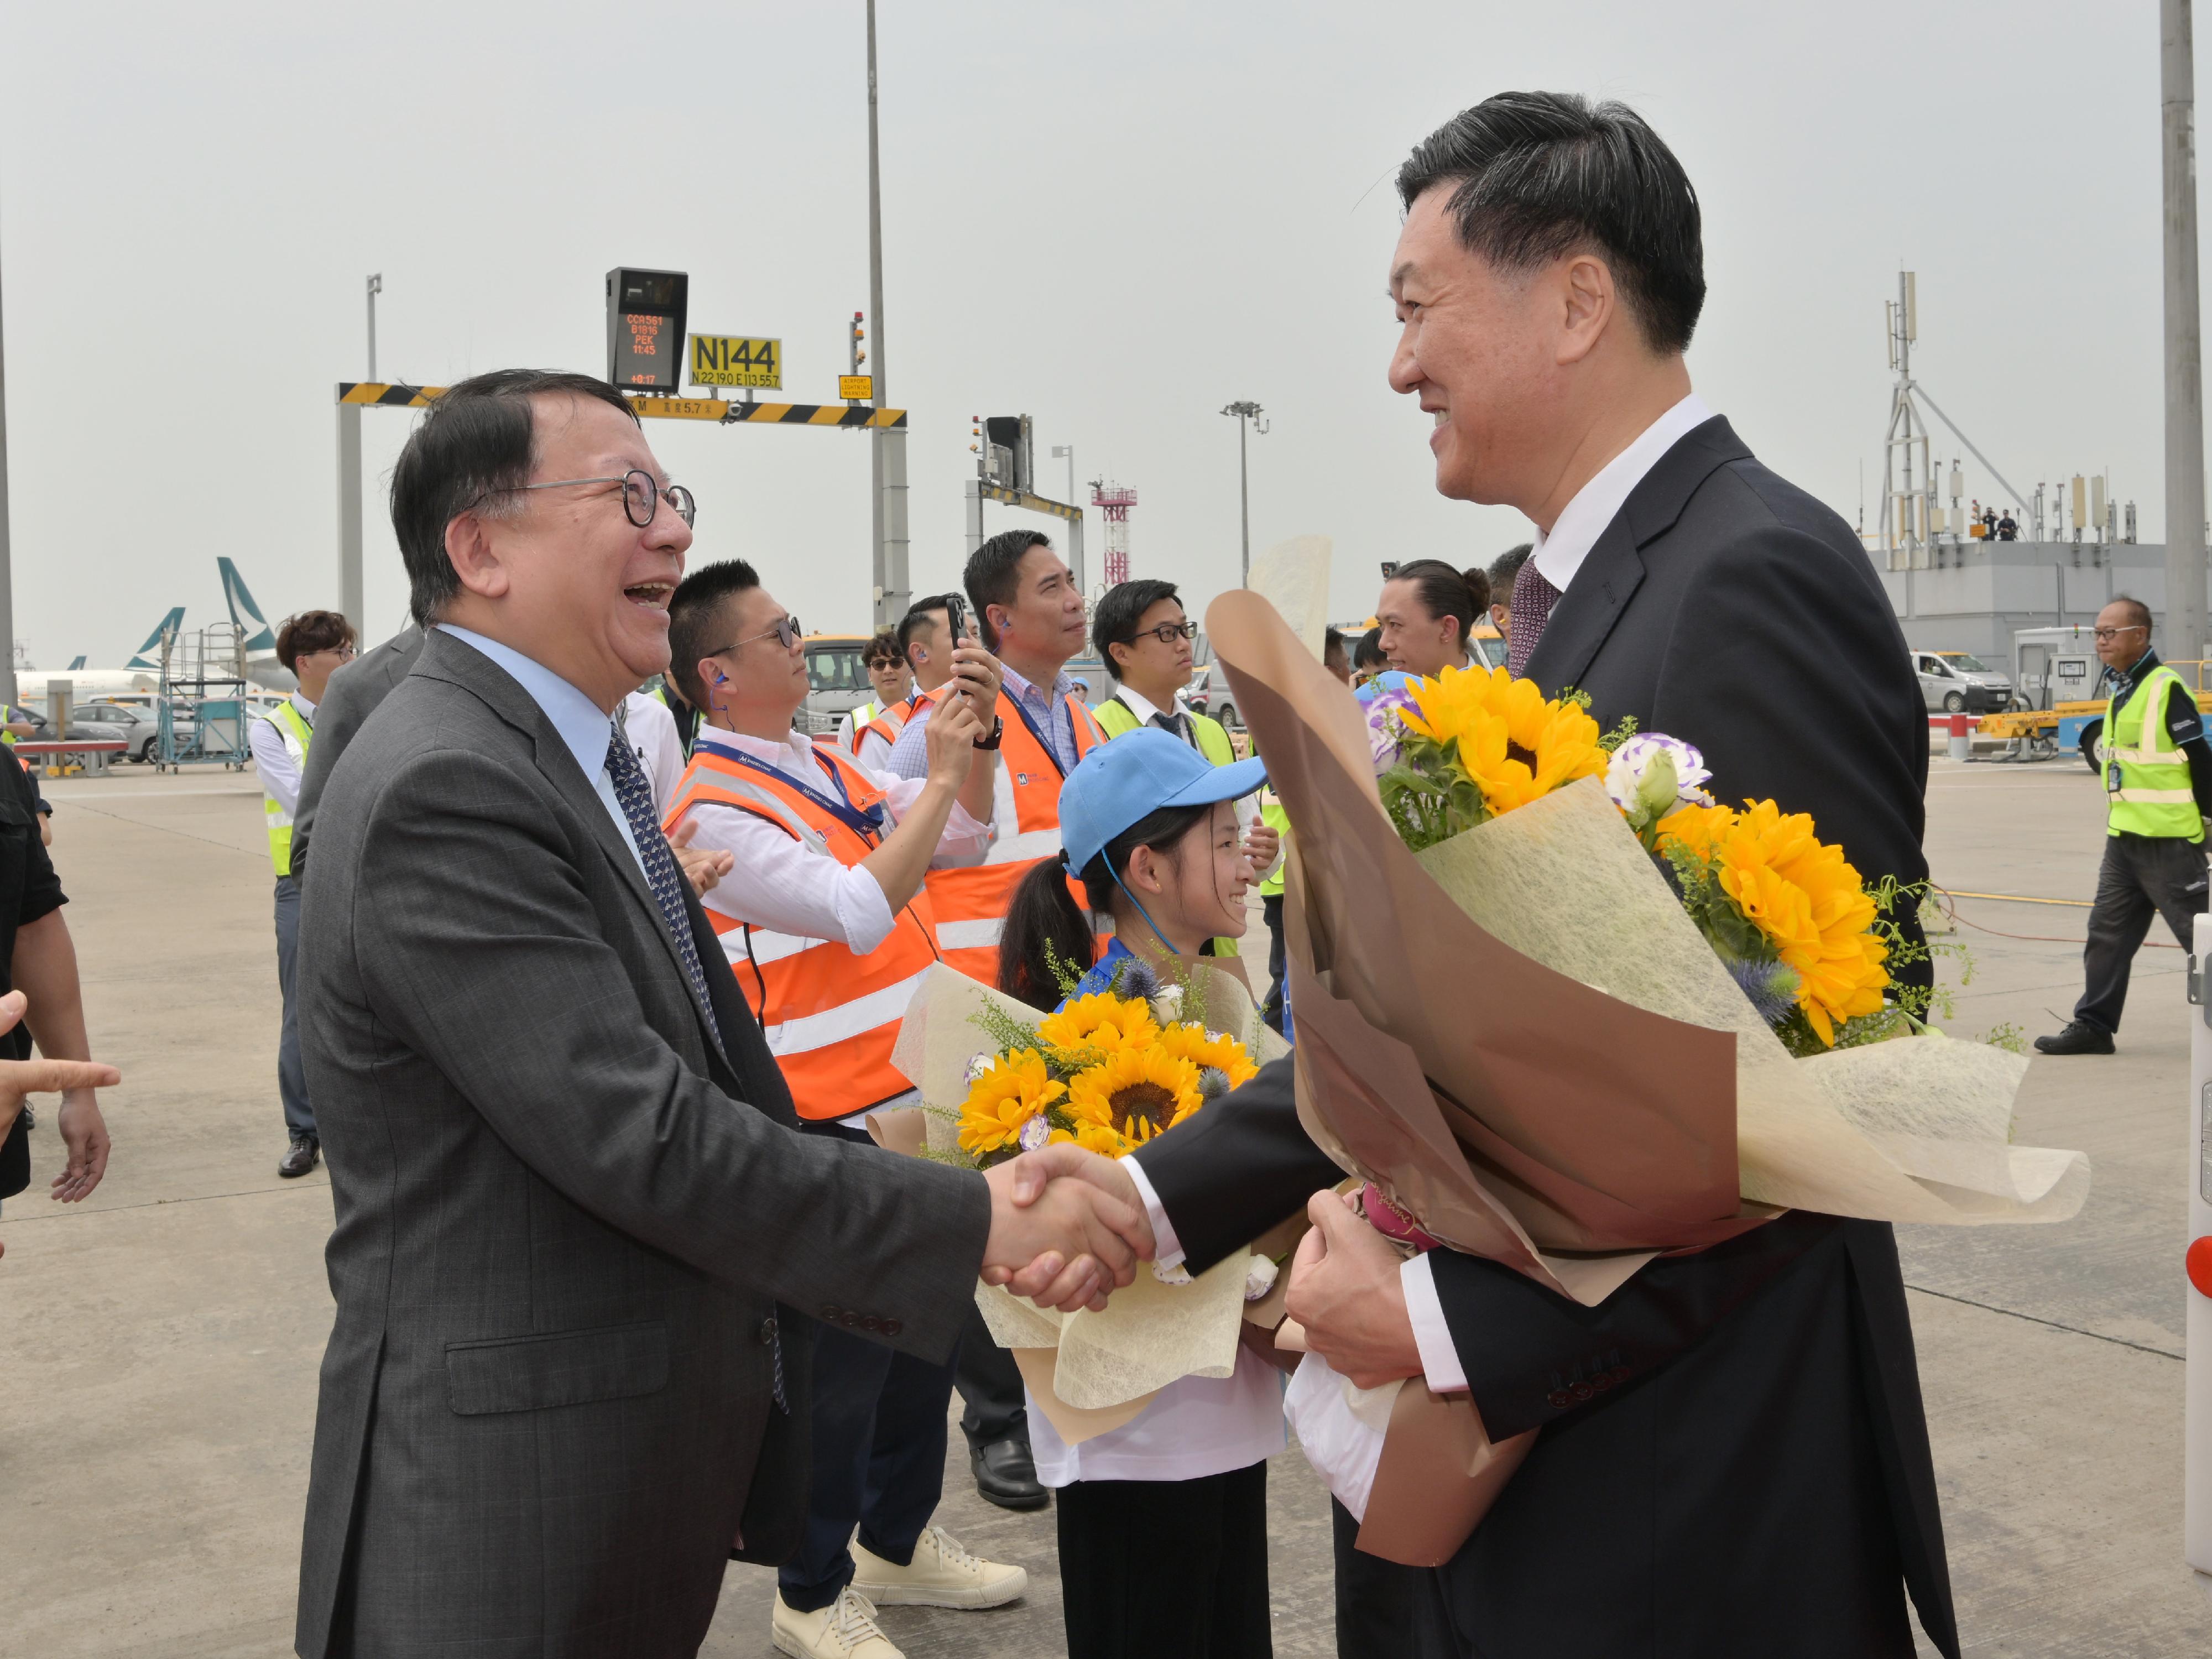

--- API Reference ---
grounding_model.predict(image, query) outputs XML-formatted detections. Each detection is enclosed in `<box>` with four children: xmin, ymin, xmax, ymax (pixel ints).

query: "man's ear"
<box><xmin>985</xmin><ymin>604</ymin><xmax>1013</xmax><ymax>646</ymax></box>
<box><xmin>1555</xmin><ymin>252</ymin><xmax>1616</xmax><ymax>367</ymax></box>
<box><xmin>445</xmin><ymin>512</ymin><xmax>510</xmax><ymax>602</ymax></box>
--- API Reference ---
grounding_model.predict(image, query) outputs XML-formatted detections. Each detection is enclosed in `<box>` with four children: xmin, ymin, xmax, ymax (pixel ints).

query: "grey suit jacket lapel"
<box><xmin>409</xmin><ymin>632</ymin><xmax>723</xmax><ymax>1058</ymax></box>
<box><xmin>1522</xmin><ymin>415</ymin><xmax>1751</xmax><ymax>697</ymax></box>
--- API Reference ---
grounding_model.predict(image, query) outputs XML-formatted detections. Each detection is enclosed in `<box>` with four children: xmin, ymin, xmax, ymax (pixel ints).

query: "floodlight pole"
<box><xmin>0</xmin><ymin>238</ymin><xmax>16</xmax><ymax>709</ymax></box>
<box><xmin>865</xmin><ymin>0</ymin><xmax>908</xmax><ymax>629</ymax></box>
<box><xmin>1220</xmin><ymin>400</ymin><xmax>1267</xmax><ymax>586</ymax></box>
<box><xmin>367</xmin><ymin>273</ymin><xmax>382</xmax><ymax>381</ymax></box>
<box><xmin>2164</xmin><ymin>0</ymin><xmax>2208</xmax><ymax>667</ymax></box>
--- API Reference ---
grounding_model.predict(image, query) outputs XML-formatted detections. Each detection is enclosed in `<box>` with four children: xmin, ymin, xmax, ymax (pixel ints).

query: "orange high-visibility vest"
<box><xmin>864</xmin><ymin>686</ymin><xmax>937</xmax><ymax>755</ymax></box>
<box><xmin>663</xmin><ymin>739</ymin><xmax>940</xmax><ymax>1121</ymax></box>
<box><xmin>925</xmin><ymin>683</ymin><xmax>1105</xmax><ymax>983</ymax></box>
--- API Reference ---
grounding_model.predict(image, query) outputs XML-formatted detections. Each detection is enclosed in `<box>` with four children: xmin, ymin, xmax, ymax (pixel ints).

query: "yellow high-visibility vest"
<box><xmin>2104</xmin><ymin>664</ymin><xmax>2203</xmax><ymax>842</ymax></box>
<box><xmin>260</xmin><ymin>701</ymin><xmax>314</xmax><ymax>875</ymax></box>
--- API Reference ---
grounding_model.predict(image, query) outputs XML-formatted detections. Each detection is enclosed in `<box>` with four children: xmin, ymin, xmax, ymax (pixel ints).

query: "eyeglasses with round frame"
<box><xmin>492</xmin><ymin>468</ymin><xmax>696</xmax><ymax>529</ymax></box>
<box><xmin>710</xmin><ymin>615</ymin><xmax>805</xmax><ymax>656</ymax></box>
<box><xmin>1134</xmin><ymin>619</ymin><xmax>1200</xmax><ymax>646</ymax></box>
<box><xmin>299</xmin><ymin>644</ymin><xmax>358</xmax><ymax>662</ymax></box>
<box><xmin>2092</xmin><ymin>625</ymin><xmax>2147</xmax><ymax>642</ymax></box>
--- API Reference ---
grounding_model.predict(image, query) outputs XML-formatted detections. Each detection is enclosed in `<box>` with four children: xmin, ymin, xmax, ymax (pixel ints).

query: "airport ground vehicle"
<box><xmin>1914</xmin><ymin>649</ymin><xmax>2015</xmax><ymax>713</ymax></box>
<box><xmin>797</xmin><ymin>633</ymin><xmax>874</xmax><ymax>738</ymax></box>
<box><xmin>77</xmin><ymin>701</ymin><xmax>193</xmax><ymax>763</ymax></box>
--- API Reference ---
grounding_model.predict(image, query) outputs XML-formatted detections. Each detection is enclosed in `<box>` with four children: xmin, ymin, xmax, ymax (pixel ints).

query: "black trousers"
<box><xmin>1260</xmin><ymin>893</ymin><xmax>1287</xmax><ymax>1036</ymax></box>
<box><xmin>1330</xmin><ymin>1498</ymin><xmax>1418</xmax><ymax>1659</ymax></box>
<box><xmin>2073</xmin><ymin>831</ymin><xmax>2210</xmax><ymax>1032</ymax></box>
<box><xmin>954</xmin><ymin>1301</ymin><xmax>1029</xmax><ymax>1449</ymax></box>
<box><xmin>1055</xmin><ymin>1462</ymin><xmax>1271</xmax><ymax>1659</ymax></box>
<box><xmin>779</xmin><ymin>1122</ymin><xmax>961</xmax><ymax>1612</ymax></box>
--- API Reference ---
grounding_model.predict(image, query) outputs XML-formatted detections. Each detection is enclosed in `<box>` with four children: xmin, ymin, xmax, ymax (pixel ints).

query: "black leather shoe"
<box><xmin>2033</xmin><ymin>1020</ymin><xmax>2115</xmax><ymax>1056</ymax></box>
<box><xmin>969</xmin><ymin>1437</ymin><xmax>1047</xmax><ymax>1511</ymax></box>
<box><xmin>278</xmin><ymin>1134</ymin><xmax>321</xmax><ymax>1177</ymax></box>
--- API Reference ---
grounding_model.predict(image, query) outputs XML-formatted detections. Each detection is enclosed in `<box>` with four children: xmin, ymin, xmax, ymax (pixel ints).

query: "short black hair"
<box><xmin>1091</xmin><ymin>580</ymin><xmax>1182</xmax><ymax>682</ymax></box>
<box><xmin>1397</xmin><ymin>92</ymin><xmax>1705</xmax><ymax>356</ymax></box>
<box><xmin>964</xmin><ymin>529</ymin><xmax>1053</xmax><ymax>652</ymax></box>
<box><xmin>275</xmin><ymin>610</ymin><xmax>357</xmax><ymax>672</ymax></box>
<box><xmin>864</xmin><ymin>629</ymin><xmax>904</xmax><ymax>670</ymax></box>
<box><xmin>1353</xmin><ymin>627</ymin><xmax>1386</xmax><ymax>671</ymax></box>
<box><xmin>899</xmin><ymin>594</ymin><xmax>955</xmax><ymax>663</ymax></box>
<box><xmin>665</xmin><ymin>558</ymin><xmax>761</xmax><ymax>708</ymax></box>
<box><xmin>1385</xmin><ymin>559</ymin><xmax>1480</xmax><ymax>648</ymax></box>
<box><xmin>1489</xmin><ymin>543</ymin><xmax>1533</xmax><ymax>593</ymax></box>
<box><xmin>1324</xmin><ymin>625</ymin><xmax>1349</xmax><ymax>662</ymax></box>
<box><xmin>2108</xmin><ymin>593</ymin><xmax>2153</xmax><ymax>633</ymax></box>
<box><xmin>389</xmin><ymin>369</ymin><xmax>639</xmax><ymax>625</ymax></box>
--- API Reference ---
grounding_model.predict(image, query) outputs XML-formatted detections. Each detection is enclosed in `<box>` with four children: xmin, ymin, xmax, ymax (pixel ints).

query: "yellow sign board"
<box><xmin>626</xmin><ymin>396</ymin><xmax>731</xmax><ymax>421</ymax></box>
<box><xmin>688</xmin><ymin>334</ymin><xmax>782</xmax><ymax>390</ymax></box>
<box><xmin>838</xmin><ymin>374</ymin><xmax>875</xmax><ymax>401</ymax></box>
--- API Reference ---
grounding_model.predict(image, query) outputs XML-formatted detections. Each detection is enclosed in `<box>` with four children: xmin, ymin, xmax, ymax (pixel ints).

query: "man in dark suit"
<box><xmin>294</xmin><ymin>369</ymin><xmax>1149</xmax><ymax>1659</ymax></box>
<box><xmin>1009</xmin><ymin>94</ymin><xmax>1954</xmax><ymax>1658</ymax></box>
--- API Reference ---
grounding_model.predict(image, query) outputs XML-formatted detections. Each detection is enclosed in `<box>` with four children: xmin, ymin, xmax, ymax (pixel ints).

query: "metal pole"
<box><xmin>0</xmin><ymin>233</ymin><xmax>16</xmax><ymax>709</ymax></box>
<box><xmin>1238</xmin><ymin>415</ymin><xmax>1250</xmax><ymax>587</ymax></box>
<box><xmin>338</xmin><ymin>400</ymin><xmax>364</xmax><ymax>631</ymax></box>
<box><xmin>367</xmin><ymin>273</ymin><xmax>382</xmax><ymax>383</ymax></box>
<box><xmin>866</xmin><ymin>0</ymin><xmax>900</xmax><ymax>628</ymax></box>
<box><xmin>965</xmin><ymin>478</ymin><xmax>985</xmax><ymax>557</ymax></box>
<box><xmin>2167</xmin><ymin>0</ymin><xmax>2209</xmax><ymax>665</ymax></box>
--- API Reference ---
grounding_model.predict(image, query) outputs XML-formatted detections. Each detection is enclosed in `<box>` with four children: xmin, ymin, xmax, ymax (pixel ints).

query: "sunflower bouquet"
<box><xmin>951</xmin><ymin>959</ymin><xmax>1261</xmax><ymax>1168</ymax></box>
<box><xmin>1368</xmin><ymin>664</ymin><xmax>1907</xmax><ymax>1054</ymax></box>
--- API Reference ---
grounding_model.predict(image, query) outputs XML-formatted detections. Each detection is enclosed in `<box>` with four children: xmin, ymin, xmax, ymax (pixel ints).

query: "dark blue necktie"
<box><xmin>604</xmin><ymin>731</ymin><xmax>722</xmax><ymax>1053</ymax></box>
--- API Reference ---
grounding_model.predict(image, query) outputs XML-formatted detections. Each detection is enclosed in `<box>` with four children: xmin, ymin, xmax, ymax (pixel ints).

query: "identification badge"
<box><xmin>2107</xmin><ymin>761</ymin><xmax>2124</xmax><ymax>794</ymax></box>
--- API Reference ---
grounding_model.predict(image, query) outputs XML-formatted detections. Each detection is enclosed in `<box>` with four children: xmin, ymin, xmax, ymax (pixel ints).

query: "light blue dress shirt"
<box><xmin>435</xmin><ymin>624</ymin><xmax>647</xmax><ymax>876</ymax></box>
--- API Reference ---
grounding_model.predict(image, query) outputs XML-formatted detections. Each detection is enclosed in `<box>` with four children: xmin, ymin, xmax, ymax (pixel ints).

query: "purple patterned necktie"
<box><xmin>1506</xmin><ymin>559</ymin><xmax>1564</xmax><ymax>677</ymax></box>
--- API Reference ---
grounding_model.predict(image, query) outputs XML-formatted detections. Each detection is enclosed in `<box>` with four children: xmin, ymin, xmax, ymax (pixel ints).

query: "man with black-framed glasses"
<box><xmin>2037</xmin><ymin>594</ymin><xmax>2212</xmax><ymax>1055</ymax></box>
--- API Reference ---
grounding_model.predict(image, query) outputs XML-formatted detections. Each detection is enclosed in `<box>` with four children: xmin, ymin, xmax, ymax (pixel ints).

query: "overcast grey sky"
<box><xmin>0</xmin><ymin>1</ymin><xmax>2186</xmax><ymax>666</ymax></box>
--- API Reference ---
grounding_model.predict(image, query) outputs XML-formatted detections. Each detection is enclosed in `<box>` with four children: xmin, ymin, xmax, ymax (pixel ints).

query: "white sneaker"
<box><xmin>850</xmin><ymin>1526</ymin><xmax>1027</xmax><ymax>1609</ymax></box>
<box><xmin>770</xmin><ymin>1587</ymin><xmax>904</xmax><ymax>1659</ymax></box>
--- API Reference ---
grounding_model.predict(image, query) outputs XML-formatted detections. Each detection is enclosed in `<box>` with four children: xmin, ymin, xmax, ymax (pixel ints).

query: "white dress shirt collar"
<box><xmin>289</xmin><ymin>691</ymin><xmax>319</xmax><ymax>722</ymax></box>
<box><xmin>1112</xmin><ymin>685</ymin><xmax>1172</xmax><ymax>726</ymax></box>
<box><xmin>1528</xmin><ymin>393</ymin><xmax>1714</xmax><ymax>596</ymax></box>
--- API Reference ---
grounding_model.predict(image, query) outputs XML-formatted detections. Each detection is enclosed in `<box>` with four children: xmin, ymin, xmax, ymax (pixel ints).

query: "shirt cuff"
<box><xmin>1401</xmin><ymin>1253</ymin><xmax>1468</xmax><ymax>1394</ymax></box>
<box><xmin>1123</xmin><ymin>1157</ymin><xmax>1186</xmax><ymax>1271</ymax></box>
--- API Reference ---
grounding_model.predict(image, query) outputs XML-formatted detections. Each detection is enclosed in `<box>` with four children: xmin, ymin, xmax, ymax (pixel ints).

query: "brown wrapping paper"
<box><xmin>1354</xmin><ymin>1385</ymin><xmax>1536</xmax><ymax>1568</ymax></box>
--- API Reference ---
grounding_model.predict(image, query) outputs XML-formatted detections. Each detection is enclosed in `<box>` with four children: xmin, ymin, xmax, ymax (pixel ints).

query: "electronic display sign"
<box><xmin>606</xmin><ymin>268</ymin><xmax>689</xmax><ymax>391</ymax></box>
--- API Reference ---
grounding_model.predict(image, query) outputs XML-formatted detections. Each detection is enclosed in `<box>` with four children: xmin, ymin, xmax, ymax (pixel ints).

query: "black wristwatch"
<box><xmin>973</xmin><ymin>716</ymin><xmax>1004</xmax><ymax>751</ymax></box>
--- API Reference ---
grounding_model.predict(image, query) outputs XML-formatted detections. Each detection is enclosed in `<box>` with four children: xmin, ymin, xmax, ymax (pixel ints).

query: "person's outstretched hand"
<box><xmin>666</xmin><ymin>818</ymin><xmax>733</xmax><ymax>896</ymax></box>
<box><xmin>0</xmin><ymin>991</ymin><xmax>119</xmax><ymax>1208</ymax></box>
<box><xmin>981</xmin><ymin>1155</ymin><xmax>1154</xmax><ymax>1313</ymax></box>
<box><xmin>1286</xmin><ymin>1188</ymin><xmax>1422</xmax><ymax>1389</ymax></box>
<box><xmin>979</xmin><ymin>1142</ymin><xmax>1151</xmax><ymax>1305</ymax></box>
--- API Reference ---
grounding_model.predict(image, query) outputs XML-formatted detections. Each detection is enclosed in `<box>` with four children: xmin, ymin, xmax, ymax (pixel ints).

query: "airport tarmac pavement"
<box><xmin>0</xmin><ymin>760</ymin><xmax>2207</xmax><ymax>1657</ymax></box>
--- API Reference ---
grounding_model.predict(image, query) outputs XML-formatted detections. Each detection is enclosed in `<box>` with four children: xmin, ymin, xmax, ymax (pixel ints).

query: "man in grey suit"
<box><xmin>294</xmin><ymin>368</ymin><xmax>1146</xmax><ymax>1659</ymax></box>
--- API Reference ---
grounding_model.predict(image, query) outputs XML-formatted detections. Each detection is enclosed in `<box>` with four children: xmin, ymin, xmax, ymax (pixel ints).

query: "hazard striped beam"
<box><xmin>337</xmin><ymin>382</ymin><xmax>445</xmax><ymax>407</ymax></box>
<box><xmin>977</xmin><ymin>483</ymin><xmax>1081</xmax><ymax>522</ymax></box>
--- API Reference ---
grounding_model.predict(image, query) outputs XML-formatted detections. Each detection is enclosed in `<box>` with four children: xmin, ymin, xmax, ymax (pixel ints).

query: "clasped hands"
<box><xmin>979</xmin><ymin>1149</ymin><xmax>1428</xmax><ymax>1390</ymax></box>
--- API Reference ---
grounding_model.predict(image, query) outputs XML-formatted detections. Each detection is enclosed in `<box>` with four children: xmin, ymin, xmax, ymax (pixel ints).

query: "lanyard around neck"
<box><xmin>712</xmin><ymin>743</ymin><xmax>885</xmax><ymax>842</ymax></box>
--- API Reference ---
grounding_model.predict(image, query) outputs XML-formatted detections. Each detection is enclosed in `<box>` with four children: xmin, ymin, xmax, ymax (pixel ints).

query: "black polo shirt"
<box><xmin>0</xmin><ymin>743</ymin><xmax>69</xmax><ymax>1198</ymax></box>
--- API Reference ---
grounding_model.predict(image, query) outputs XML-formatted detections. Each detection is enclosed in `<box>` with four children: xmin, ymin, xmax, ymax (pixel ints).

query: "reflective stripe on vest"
<box><xmin>662</xmin><ymin>743</ymin><xmax>939</xmax><ymax>1118</ymax></box>
<box><xmin>260</xmin><ymin>701</ymin><xmax>312</xmax><ymax>876</ymax></box>
<box><xmin>864</xmin><ymin>687</ymin><xmax>933</xmax><ymax>754</ymax></box>
<box><xmin>2106</xmin><ymin>664</ymin><xmax>2205</xmax><ymax>841</ymax></box>
<box><xmin>925</xmin><ymin>685</ymin><xmax>1105</xmax><ymax>983</ymax></box>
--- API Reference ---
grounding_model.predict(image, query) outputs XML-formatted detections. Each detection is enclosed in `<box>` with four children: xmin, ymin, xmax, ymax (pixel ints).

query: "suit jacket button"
<box><xmin>882</xmin><ymin>1318</ymin><xmax>902</xmax><ymax>1338</ymax></box>
<box><xmin>759</xmin><ymin>1317</ymin><xmax>779</xmax><ymax>1345</ymax></box>
<box><xmin>859</xmin><ymin>1314</ymin><xmax>880</xmax><ymax>1333</ymax></box>
<box><xmin>1610</xmin><ymin>1366</ymin><xmax>1632</xmax><ymax>1386</ymax></box>
<box><xmin>842</xmin><ymin>1311</ymin><xmax>861</xmax><ymax>1328</ymax></box>
<box><xmin>1570</xmin><ymin>1381</ymin><xmax>1594</xmax><ymax>1401</ymax></box>
<box><xmin>1547</xmin><ymin>1389</ymin><xmax>1573</xmax><ymax>1410</ymax></box>
<box><xmin>821</xmin><ymin>1305</ymin><xmax>841</xmax><ymax>1322</ymax></box>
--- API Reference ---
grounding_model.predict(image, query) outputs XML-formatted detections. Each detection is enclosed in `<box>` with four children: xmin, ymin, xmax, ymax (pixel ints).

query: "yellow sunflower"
<box><xmin>1065</xmin><ymin>1043</ymin><xmax>1206</xmax><ymax>1149</ymax></box>
<box><xmin>956</xmin><ymin>1048</ymin><xmax>1067</xmax><ymax>1156</ymax></box>
<box><xmin>1652</xmin><ymin>800</ymin><xmax>1738</xmax><ymax>859</ymax></box>
<box><xmin>1400</xmin><ymin>665</ymin><xmax>1608</xmax><ymax>818</ymax></box>
<box><xmin>1048</xmin><ymin>1119</ymin><xmax>1137</xmax><ymax>1158</ymax></box>
<box><xmin>1706</xmin><ymin>800</ymin><xmax>1890</xmax><ymax>1044</ymax></box>
<box><xmin>1155</xmin><ymin>1022</ymin><xmax>1259</xmax><ymax>1090</ymax></box>
<box><xmin>1036</xmin><ymin>992</ymin><xmax>1160</xmax><ymax>1057</ymax></box>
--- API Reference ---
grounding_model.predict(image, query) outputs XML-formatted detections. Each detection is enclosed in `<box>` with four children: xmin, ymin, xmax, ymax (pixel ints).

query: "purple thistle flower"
<box><xmin>1728</xmin><ymin>957</ymin><xmax>1802</xmax><ymax>1028</ymax></box>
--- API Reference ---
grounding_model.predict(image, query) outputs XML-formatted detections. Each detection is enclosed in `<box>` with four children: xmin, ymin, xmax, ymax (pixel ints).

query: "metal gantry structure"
<box><xmin>1091</xmin><ymin>482</ymin><xmax>1138</xmax><ymax>586</ymax></box>
<box><xmin>1879</xmin><ymin>272</ymin><xmax>2030</xmax><ymax>568</ymax></box>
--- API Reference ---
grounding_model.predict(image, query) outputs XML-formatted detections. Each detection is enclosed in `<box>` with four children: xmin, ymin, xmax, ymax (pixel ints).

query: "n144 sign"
<box><xmin>690</xmin><ymin>335</ymin><xmax>782</xmax><ymax>390</ymax></box>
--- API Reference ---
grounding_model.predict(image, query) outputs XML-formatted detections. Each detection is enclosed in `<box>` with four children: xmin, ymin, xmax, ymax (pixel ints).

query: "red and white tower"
<box><xmin>1091</xmin><ymin>481</ymin><xmax>1139</xmax><ymax>587</ymax></box>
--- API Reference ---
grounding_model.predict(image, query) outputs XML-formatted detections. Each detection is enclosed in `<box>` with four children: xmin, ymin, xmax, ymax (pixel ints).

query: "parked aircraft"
<box><xmin>217</xmin><ymin>558</ymin><xmax>298</xmax><ymax>692</ymax></box>
<box><xmin>16</xmin><ymin>608</ymin><xmax>185</xmax><ymax>701</ymax></box>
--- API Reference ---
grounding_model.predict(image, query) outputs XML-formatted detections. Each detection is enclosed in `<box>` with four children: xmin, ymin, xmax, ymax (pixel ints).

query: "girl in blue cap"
<box><xmin>998</xmin><ymin>727</ymin><xmax>1283</xmax><ymax>1659</ymax></box>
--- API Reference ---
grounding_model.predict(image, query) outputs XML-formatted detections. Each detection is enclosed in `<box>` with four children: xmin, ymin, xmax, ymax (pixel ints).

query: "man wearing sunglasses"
<box><xmin>290</xmin><ymin>370</ymin><xmax>1155</xmax><ymax>1659</ymax></box>
<box><xmin>2036</xmin><ymin>595</ymin><xmax>2212</xmax><ymax>1056</ymax></box>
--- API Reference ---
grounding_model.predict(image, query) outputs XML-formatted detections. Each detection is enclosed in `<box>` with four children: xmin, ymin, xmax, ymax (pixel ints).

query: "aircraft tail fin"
<box><xmin>124</xmin><ymin>607</ymin><xmax>186</xmax><ymax>671</ymax></box>
<box><xmin>217</xmin><ymin>558</ymin><xmax>279</xmax><ymax>654</ymax></box>
<box><xmin>66</xmin><ymin>655</ymin><xmax>86</xmax><ymax>671</ymax></box>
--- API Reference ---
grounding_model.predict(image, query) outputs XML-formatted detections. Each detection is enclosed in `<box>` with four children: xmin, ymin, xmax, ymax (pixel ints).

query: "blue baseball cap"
<box><xmin>1059</xmin><ymin>727</ymin><xmax>1268</xmax><ymax>876</ymax></box>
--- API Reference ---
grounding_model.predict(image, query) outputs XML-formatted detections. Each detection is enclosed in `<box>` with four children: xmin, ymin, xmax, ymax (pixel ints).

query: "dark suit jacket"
<box><xmin>294</xmin><ymin>629</ymin><xmax>990</xmax><ymax>1659</ymax></box>
<box><xmin>1524</xmin><ymin>415</ymin><xmax>1931</xmax><ymax>979</ymax></box>
<box><xmin>287</xmin><ymin>624</ymin><xmax>422</xmax><ymax>885</ymax></box>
